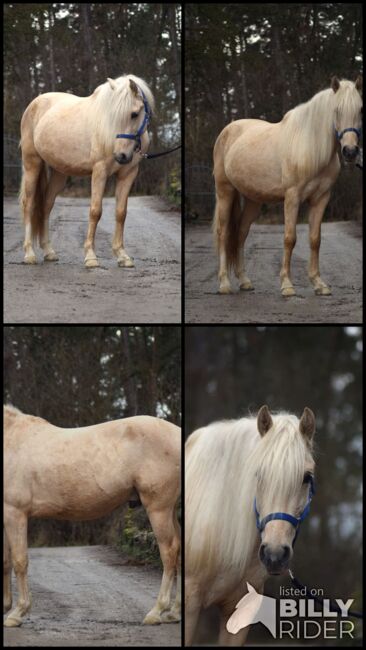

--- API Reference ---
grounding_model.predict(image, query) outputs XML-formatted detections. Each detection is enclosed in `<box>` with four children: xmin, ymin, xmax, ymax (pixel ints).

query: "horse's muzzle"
<box><xmin>259</xmin><ymin>543</ymin><xmax>291</xmax><ymax>575</ymax></box>
<box><xmin>342</xmin><ymin>145</ymin><xmax>359</xmax><ymax>162</ymax></box>
<box><xmin>114</xmin><ymin>152</ymin><xmax>133</xmax><ymax>165</ymax></box>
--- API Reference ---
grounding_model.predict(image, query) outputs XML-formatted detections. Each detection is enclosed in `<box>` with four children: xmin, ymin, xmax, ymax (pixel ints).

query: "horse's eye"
<box><xmin>303</xmin><ymin>473</ymin><xmax>313</xmax><ymax>484</ymax></box>
<box><xmin>131</xmin><ymin>112</ymin><xmax>138</xmax><ymax>119</ymax></box>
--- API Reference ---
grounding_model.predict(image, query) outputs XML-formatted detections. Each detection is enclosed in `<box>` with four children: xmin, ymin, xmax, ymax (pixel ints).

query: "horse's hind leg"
<box><xmin>280</xmin><ymin>189</ymin><xmax>300</xmax><ymax>296</ymax></box>
<box><xmin>143</xmin><ymin>505</ymin><xmax>180</xmax><ymax>625</ymax></box>
<box><xmin>3</xmin><ymin>528</ymin><xmax>12</xmax><ymax>614</ymax></box>
<box><xmin>3</xmin><ymin>506</ymin><xmax>31</xmax><ymax>627</ymax></box>
<box><xmin>308</xmin><ymin>190</ymin><xmax>332</xmax><ymax>295</ymax></box>
<box><xmin>235</xmin><ymin>198</ymin><xmax>262</xmax><ymax>290</ymax></box>
<box><xmin>41</xmin><ymin>169</ymin><xmax>67</xmax><ymax>261</ymax></box>
<box><xmin>20</xmin><ymin>158</ymin><xmax>43</xmax><ymax>264</ymax></box>
<box><xmin>213</xmin><ymin>183</ymin><xmax>237</xmax><ymax>294</ymax></box>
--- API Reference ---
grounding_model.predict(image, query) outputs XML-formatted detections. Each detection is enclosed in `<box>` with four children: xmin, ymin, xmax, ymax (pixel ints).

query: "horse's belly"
<box><xmin>33</xmin><ymin>116</ymin><xmax>94</xmax><ymax>175</ymax></box>
<box><xmin>30</xmin><ymin>485</ymin><xmax>133</xmax><ymax>520</ymax></box>
<box><xmin>224</xmin><ymin>146</ymin><xmax>284</xmax><ymax>203</ymax></box>
<box><xmin>35</xmin><ymin>142</ymin><xmax>92</xmax><ymax>176</ymax></box>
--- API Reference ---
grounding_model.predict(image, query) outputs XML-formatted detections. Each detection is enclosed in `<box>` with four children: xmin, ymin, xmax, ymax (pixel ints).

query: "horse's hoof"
<box><xmin>24</xmin><ymin>255</ymin><xmax>37</xmax><ymax>264</ymax></box>
<box><xmin>219</xmin><ymin>285</ymin><xmax>232</xmax><ymax>294</ymax></box>
<box><xmin>239</xmin><ymin>281</ymin><xmax>254</xmax><ymax>291</ymax></box>
<box><xmin>4</xmin><ymin>616</ymin><xmax>22</xmax><ymax>627</ymax></box>
<box><xmin>281</xmin><ymin>286</ymin><xmax>296</xmax><ymax>297</ymax></box>
<box><xmin>85</xmin><ymin>258</ymin><xmax>99</xmax><ymax>268</ymax></box>
<box><xmin>142</xmin><ymin>612</ymin><xmax>162</xmax><ymax>625</ymax></box>
<box><xmin>118</xmin><ymin>258</ymin><xmax>134</xmax><ymax>268</ymax></box>
<box><xmin>315</xmin><ymin>286</ymin><xmax>331</xmax><ymax>296</ymax></box>
<box><xmin>44</xmin><ymin>252</ymin><xmax>59</xmax><ymax>262</ymax></box>
<box><xmin>161</xmin><ymin>610</ymin><xmax>181</xmax><ymax>623</ymax></box>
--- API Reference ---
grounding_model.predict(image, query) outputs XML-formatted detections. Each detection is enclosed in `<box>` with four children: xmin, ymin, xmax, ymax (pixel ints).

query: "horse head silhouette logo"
<box><xmin>226</xmin><ymin>583</ymin><xmax>277</xmax><ymax>637</ymax></box>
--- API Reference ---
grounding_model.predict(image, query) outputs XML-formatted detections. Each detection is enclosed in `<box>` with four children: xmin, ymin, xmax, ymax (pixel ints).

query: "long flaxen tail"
<box><xmin>19</xmin><ymin>162</ymin><xmax>48</xmax><ymax>246</ymax></box>
<box><xmin>212</xmin><ymin>189</ymin><xmax>242</xmax><ymax>272</ymax></box>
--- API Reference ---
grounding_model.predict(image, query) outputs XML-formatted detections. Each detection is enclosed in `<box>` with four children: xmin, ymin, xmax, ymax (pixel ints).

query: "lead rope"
<box><xmin>140</xmin><ymin>144</ymin><xmax>181</xmax><ymax>160</ymax></box>
<box><xmin>288</xmin><ymin>569</ymin><xmax>363</xmax><ymax>619</ymax></box>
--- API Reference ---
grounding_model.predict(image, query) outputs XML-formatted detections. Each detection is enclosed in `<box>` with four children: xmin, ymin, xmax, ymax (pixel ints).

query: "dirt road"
<box><xmin>185</xmin><ymin>221</ymin><xmax>362</xmax><ymax>323</ymax></box>
<box><xmin>4</xmin><ymin>197</ymin><xmax>181</xmax><ymax>323</ymax></box>
<box><xmin>4</xmin><ymin>546</ymin><xmax>181</xmax><ymax>647</ymax></box>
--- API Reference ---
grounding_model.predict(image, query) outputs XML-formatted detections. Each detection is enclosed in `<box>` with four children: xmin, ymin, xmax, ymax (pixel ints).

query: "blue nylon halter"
<box><xmin>334</xmin><ymin>126</ymin><xmax>362</xmax><ymax>142</ymax></box>
<box><xmin>116</xmin><ymin>87</ymin><xmax>151</xmax><ymax>152</ymax></box>
<box><xmin>254</xmin><ymin>475</ymin><xmax>315</xmax><ymax>546</ymax></box>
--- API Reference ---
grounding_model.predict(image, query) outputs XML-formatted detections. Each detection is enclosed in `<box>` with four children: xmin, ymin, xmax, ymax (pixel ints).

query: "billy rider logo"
<box><xmin>226</xmin><ymin>583</ymin><xmax>355</xmax><ymax>640</ymax></box>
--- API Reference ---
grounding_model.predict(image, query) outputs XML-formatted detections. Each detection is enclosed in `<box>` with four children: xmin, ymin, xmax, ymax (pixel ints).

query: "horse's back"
<box><xmin>21</xmin><ymin>92</ymin><xmax>81</xmax><ymax>131</ymax></box>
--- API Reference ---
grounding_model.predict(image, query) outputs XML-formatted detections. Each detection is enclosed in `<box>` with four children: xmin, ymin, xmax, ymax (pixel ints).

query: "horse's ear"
<box><xmin>129</xmin><ymin>79</ymin><xmax>139</xmax><ymax>96</ymax></box>
<box><xmin>331</xmin><ymin>76</ymin><xmax>340</xmax><ymax>93</ymax></box>
<box><xmin>257</xmin><ymin>405</ymin><xmax>273</xmax><ymax>436</ymax></box>
<box><xmin>299</xmin><ymin>407</ymin><xmax>316</xmax><ymax>441</ymax></box>
<box><xmin>355</xmin><ymin>75</ymin><xmax>362</xmax><ymax>92</ymax></box>
<box><xmin>107</xmin><ymin>77</ymin><xmax>117</xmax><ymax>90</ymax></box>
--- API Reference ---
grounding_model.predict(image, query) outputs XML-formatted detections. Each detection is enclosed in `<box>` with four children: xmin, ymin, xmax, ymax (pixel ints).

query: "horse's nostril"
<box><xmin>281</xmin><ymin>545</ymin><xmax>291</xmax><ymax>561</ymax></box>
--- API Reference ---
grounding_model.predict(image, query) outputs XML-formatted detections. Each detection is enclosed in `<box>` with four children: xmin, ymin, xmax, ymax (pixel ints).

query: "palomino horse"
<box><xmin>185</xmin><ymin>406</ymin><xmax>316</xmax><ymax>646</ymax></box>
<box><xmin>213</xmin><ymin>76</ymin><xmax>362</xmax><ymax>296</ymax></box>
<box><xmin>20</xmin><ymin>75</ymin><xmax>154</xmax><ymax>268</ymax></box>
<box><xmin>4</xmin><ymin>405</ymin><xmax>181</xmax><ymax>627</ymax></box>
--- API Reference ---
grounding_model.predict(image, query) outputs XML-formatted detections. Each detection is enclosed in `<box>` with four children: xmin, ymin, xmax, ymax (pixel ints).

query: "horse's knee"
<box><xmin>116</xmin><ymin>209</ymin><xmax>127</xmax><ymax>223</ymax></box>
<box><xmin>284</xmin><ymin>234</ymin><xmax>296</xmax><ymax>250</ymax></box>
<box><xmin>12</xmin><ymin>556</ymin><xmax>28</xmax><ymax>574</ymax></box>
<box><xmin>309</xmin><ymin>235</ymin><xmax>320</xmax><ymax>251</ymax></box>
<box><xmin>90</xmin><ymin>206</ymin><xmax>102</xmax><ymax>223</ymax></box>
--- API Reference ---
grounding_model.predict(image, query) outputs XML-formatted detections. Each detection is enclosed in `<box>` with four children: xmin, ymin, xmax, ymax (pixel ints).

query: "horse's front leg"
<box><xmin>143</xmin><ymin>505</ymin><xmax>180</xmax><ymax>624</ymax></box>
<box><xmin>280</xmin><ymin>189</ymin><xmax>300</xmax><ymax>296</ymax></box>
<box><xmin>3</xmin><ymin>505</ymin><xmax>31</xmax><ymax>627</ymax></box>
<box><xmin>308</xmin><ymin>190</ymin><xmax>332</xmax><ymax>295</ymax></box>
<box><xmin>113</xmin><ymin>167</ymin><xmax>139</xmax><ymax>267</ymax></box>
<box><xmin>219</xmin><ymin>608</ymin><xmax>250</xmax><ymax>647</ymax></box>
<box><xmin>84</xmin><ymin>164</ymin><xmax>108</xmax><ymax>268</ymax></box>
<box><xmin>3</xmin><ymin>527</ymin><xmax>12</xmax><ymax>614</ymax></box>
<box><xmin>184</xmin><ymin>576</ymin><xmax>202</xmax><ymax>646</ymax></box>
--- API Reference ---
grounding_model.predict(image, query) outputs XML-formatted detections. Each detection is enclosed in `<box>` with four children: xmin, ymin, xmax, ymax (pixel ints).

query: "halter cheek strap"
<box><xmin>254</xmin><ymin>475</ymin><xmax>315</xmax><ymax>546</ymax></box>
<box><xmin>334</xmin><ymin>126</ymin><xmax>362</xmax><ymax>142</ymax></box>
<box><xmin>116</xmin><ymin>87</ymin><xmax>151</xmax><ymax>152</ymax></box>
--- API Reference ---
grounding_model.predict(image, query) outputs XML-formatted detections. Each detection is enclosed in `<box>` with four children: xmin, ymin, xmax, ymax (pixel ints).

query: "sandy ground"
<box><xmin>3</xmin><ymin>546</ymin><xmax>181</xmax><ymax>647</ymax></box>
<box><xmin>4</xmin><ymin>196</ymin><xmax>181</xmax><ymax>324</ymax></box>
<box><xmin>185</xmin><ymin>221</ymin><xmax>362</xmax><ymax>324</ymax></box>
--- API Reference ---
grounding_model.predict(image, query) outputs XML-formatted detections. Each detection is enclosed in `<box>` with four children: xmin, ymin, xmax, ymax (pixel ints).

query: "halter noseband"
<box><xmin>254</xmin><ymin>474</ymin><xmax>315</xmax><ymax>546</ymax></box>
<box><xmin>116</xmin><ymin>87</ymin><xmax>151</xmax><ymax>152</ymax></box>
<box><xmin>334</xmin><ymin>126</ymin><xmax>362</xmax><ymax>142</ymax></box>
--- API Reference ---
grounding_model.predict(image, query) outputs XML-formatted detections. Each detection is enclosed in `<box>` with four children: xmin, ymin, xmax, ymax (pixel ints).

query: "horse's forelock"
<box><xmin>93</xmin><ymin>75</ymin><xmax>154</xmax><ymax>146</ymax></box>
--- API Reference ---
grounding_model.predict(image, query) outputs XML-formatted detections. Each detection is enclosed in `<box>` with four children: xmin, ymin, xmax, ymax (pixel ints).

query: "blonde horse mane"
<box><xmin>280</xmin><ymin>79</ymin><xmax>362</xmax><ymax>179</ymax></box>
<box><xmin>91</xmin><ymin>74</ymin><xmax>155</xmax><ymax>147</ymax></box>
<box><xmin>185</xmin><ymin>412</ymin><xmax>313</xmax><ymax>578</ymax></box>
